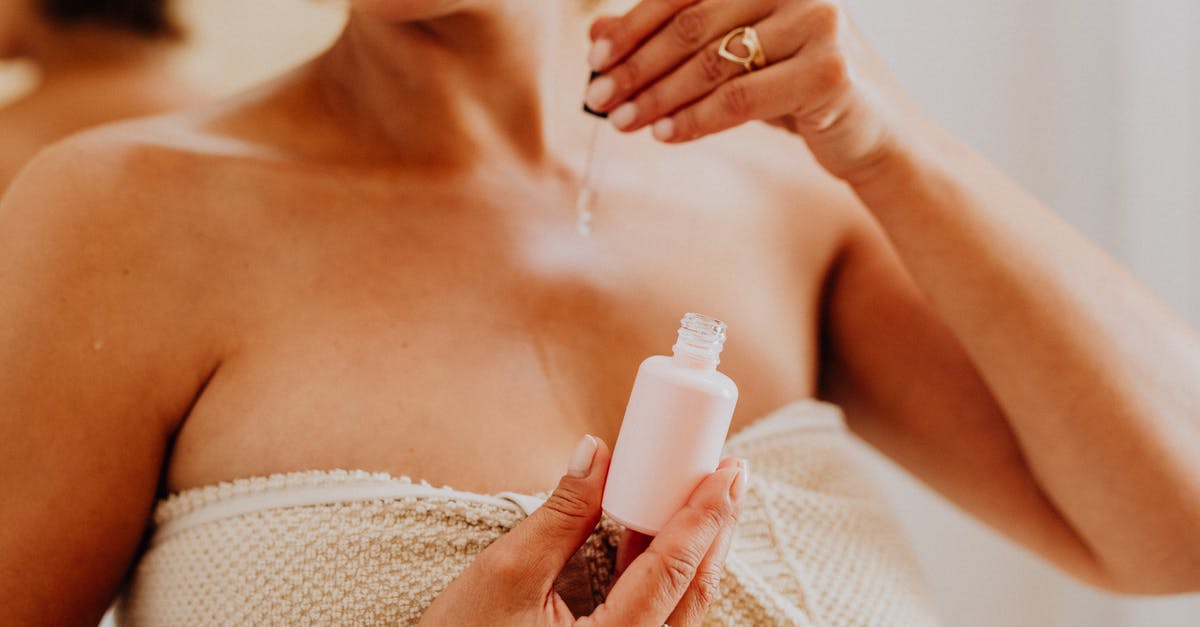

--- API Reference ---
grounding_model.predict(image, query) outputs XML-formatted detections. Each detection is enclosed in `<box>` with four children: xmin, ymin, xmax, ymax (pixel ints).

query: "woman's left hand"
<box><xmin>583</xmin><ymin>0</ymin><xmax>919</xmax><ymax>183</ymax></box>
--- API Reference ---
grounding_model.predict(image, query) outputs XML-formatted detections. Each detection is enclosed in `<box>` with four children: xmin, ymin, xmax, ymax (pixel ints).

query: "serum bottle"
<box><xmin>602</xmin><ymin>313</ymin><xmax>739</xmax><ymax>535</ymax></box>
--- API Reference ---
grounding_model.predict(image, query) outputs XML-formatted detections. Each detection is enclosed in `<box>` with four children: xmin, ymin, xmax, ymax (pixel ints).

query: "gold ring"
<box><xmin>718</xmin><ymin>26</ymin><xmax>767</xmax><ymax>72</ymax></box>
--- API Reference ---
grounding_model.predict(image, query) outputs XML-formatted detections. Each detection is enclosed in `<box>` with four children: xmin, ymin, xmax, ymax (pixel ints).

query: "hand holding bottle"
<box><xmin>418</xmin><ymin>435</ymin><xmax>749</xmax><ymax>627</ymax></box>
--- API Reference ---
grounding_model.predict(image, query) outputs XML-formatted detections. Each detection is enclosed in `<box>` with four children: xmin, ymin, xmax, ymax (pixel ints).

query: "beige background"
<box><xmin>0</xmin><ymin>0</ymin><xmax>347</xmax><ymax>107</ymax></box>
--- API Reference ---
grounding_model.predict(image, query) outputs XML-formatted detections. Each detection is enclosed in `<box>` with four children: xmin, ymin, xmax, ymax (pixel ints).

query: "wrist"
<box><xmin>840</xmin><ymin>118</ymin><xmax>963</xmax><ymax>214</ymax></box>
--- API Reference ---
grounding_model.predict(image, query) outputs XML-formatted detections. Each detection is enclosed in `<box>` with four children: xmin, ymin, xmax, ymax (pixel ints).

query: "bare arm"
<box><xmin>584</xmin><ymin>0</ymin><xmax>1200</xmax><ymax>592</ymax></box>
<box><xmin>832</xmin><ymin>133</ymin><xmax>1200</xmax><ymax>593</ymax></box>
<box><xmin>0</xmin><ymin>136</ymin><xmax>217</xmax><ymax>624</ymax></box>
<box><xmin>819</xmin><ymin>201</ymin><xmax>1200</xmax><ymax>592</ymax></box>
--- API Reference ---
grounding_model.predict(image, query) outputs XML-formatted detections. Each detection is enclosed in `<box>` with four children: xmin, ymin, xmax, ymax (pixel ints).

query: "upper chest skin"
<box><xmin>163</xmin><ymin>131</ymin><xmax>851</xmax><ymax>495</ymax></box>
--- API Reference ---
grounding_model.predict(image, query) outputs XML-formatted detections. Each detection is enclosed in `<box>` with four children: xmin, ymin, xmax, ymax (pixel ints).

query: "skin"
<box><xmin>585</xmin><ymin>0</ymin><xmax>1200</xmax><ymax>593</ymax></box>
<box><xmin>1</xmin><ymin>0</ymin><xmax>1198</xmax><ymax>625</ymax></box>
<box><xmin>0</xmin><ymin>0</ymin><xmax>205</xmax><ymax>191</ymax></box>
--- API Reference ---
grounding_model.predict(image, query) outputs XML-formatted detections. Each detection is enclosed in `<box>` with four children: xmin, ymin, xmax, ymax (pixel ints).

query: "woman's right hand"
<box><xmin>418</xmin><ymin>435</ymin><xmax>749</xmax><ymax>627</ymax></box>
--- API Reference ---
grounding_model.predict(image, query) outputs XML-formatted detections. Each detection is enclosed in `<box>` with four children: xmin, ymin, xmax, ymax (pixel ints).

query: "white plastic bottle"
<box><xmin>602</xmin><ymin>313</ymin><xmax>739</xmax><ymax>535</ymax></box>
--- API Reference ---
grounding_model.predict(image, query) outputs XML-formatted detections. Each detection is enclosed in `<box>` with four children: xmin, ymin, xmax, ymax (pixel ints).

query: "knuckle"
<box><xmin>680</xmin><ymin>493</ymin><xmax>735</xmax><ymax>534</ymax></box>
<box><xmin>698</xmin><ymin>497</ymin><xmax>736</xmax><ymax>530</ymax></box>
<box><xmin>698</xmin><ymin>47</ymin><xmax>727</xmax><ymax>85</ymax></box>
<box><xmin>719</xmin><ymin>82</ymin><xmax>755</xmax><ymax>119</ymax></box>
<box><xmin>693</xmin><ymin>567</ymin><xmax>725</xmax><ymax>607</ymax></box>
<box><xmin>635</xmin><ymin>88</ymin><xmax>661</xmax><ymax>119</ymax></box>
<box><xmin>813</xmin><ymin>53</ymin><xmax>850</xmax><ymax>92</ymax></box>
<box><xmin>541</xmin><ymin>486</ymin><xmax>592</xmax><ymax>524</ymax></box>
<box><xmin>615</xmin><ymin>57</ymin><xmax>641</xmax><ymax>91</ymax></box>
<box><xmin>670</xmin><ymin>8</ymin><xmax>708</xmax><ymax>47</ymax></box>
<box><xmin>647</xmin><ymin>545</ymin><xmax>702</xmax><ymax>591</ymax></box>
<box><xmin>809</xmin><ymin>1</ymin><xmax>845</xmax><ymax>37</ymax></box>
<box><xmin>673</xmin><ymin>109</ymin><xmax>698</xmax><ymax>139</ymax></box>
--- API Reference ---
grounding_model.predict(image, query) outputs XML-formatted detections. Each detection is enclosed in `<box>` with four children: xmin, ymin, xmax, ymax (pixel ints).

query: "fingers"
<box><xmin>654</xmin><ymin>47</ymin><xmax>848</xmax><ymax>143</ymax></box>
<box><xmin>475</xmin><ymin>435</ymin><xmax>611</xmax><ymax>596</ymax></box>
<box><xmin>615</xmin><ymin>457</ymin><xmax>740</xmax><ymax>576</ymax></box>
<box><xmin>605</xmin><ymin>15</ymin><xmax>806</xmax><ymax>133</ymax></box>
<box><xmin>666</xmin><ymin>461</ymin><xmax>747</xmax><ymax>627</ymax></box>
<box><xmin>585</xmin><ymin>0</ymin><xmax>860</xmax><ymax>146</ymax></box>
<box><xmin>585</xmin><ymin>1</ymin><xmax>773</xmax><ymax>116</ymax></box>
<box><xmin>590</xmin><ymin>461</ymin><xmax>747</xmax><ymax>626</ymax></box>
<box><xmin>589</xmin><ymin>0</ymin><xmax>704</xmax><ymax>71</ymax></box>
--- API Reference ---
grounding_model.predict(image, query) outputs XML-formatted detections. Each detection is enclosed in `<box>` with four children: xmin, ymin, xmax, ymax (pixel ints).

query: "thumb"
<box><xmin>485</xmin><ymin>435</ymin><xmax>611</xmax><ymax>594</ymax></box>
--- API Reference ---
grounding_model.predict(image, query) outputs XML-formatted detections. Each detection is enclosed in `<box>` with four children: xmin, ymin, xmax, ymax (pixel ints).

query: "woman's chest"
<box><xmin>167</xmin><ymin>166</ymin><xmax>840</xmax><ymax>493</ymax></box>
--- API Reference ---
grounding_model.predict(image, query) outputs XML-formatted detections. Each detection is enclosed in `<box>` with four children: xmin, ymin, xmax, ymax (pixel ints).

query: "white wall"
<box><xmin>847</xmin><ymin>0</ymin><xmax>1200</xmax><ymax>624</ymax></box>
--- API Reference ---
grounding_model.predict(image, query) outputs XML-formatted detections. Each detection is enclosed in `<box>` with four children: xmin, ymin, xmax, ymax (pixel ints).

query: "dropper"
<box><xmin>575</xmin><ymin>116</ymin><xmax>602</xmax><ymax>236</ymax></box>
<box><xmin>577</xmin><ymin>70</ymin><xmax>609</xmax><ymax>238</ymax></box>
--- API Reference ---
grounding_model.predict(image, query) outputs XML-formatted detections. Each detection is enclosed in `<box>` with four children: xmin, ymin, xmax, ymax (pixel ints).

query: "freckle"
<box><xmin>92</xmin><ymin>339</ymin><xmax>105</xmax><ymax>351</ymax></box>
<box><xmin>401</xmin><ymin>340</ymin><xmax>410</xmax><ymax>349</ymax></box>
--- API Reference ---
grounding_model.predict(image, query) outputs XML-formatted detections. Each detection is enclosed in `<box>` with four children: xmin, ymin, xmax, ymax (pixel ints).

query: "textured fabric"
<box><xmin>115</xmin><ymin>400</ymin><xmax>939</xmax><ymax>626</ymax></box>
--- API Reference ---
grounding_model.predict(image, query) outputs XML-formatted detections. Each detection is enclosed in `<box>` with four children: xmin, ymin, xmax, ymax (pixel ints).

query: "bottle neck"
<box><xmin>672</xmin><ymin>350</ymin><xmax>719</xmax><ymax>370</ymax></box>
<box><xmin>671</xmin><ymin>313</ymin><xmax>727</xmax><ymax>371</ymax></box>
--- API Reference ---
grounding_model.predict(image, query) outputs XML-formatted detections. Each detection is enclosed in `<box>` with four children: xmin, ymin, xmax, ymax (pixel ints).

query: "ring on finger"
<box><xmin>718</xmin><ymin>26</ymin><xmax>767</xmax><ymax>72</ymax></box>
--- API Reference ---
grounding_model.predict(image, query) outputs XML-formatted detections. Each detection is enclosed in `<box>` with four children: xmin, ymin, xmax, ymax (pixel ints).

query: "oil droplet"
<box><xmin>92</xmin><ymin>338</ymin><xmax>105</xmax><ymax>351</ymax></box>
<box><xmin>575</xmin><ymin>187</ymin><xmax>594</xmax><ymax>237</ymax></box>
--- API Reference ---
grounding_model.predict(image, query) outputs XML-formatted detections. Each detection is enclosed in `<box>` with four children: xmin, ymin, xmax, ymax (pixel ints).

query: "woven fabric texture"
<box><xmin>115</xmin><ymin>401</ymin><xmax>939</xmax><ymax>626</ymax></box>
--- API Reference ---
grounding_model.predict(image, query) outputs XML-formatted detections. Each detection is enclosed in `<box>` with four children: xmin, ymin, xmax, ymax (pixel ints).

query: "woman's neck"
<box><xmin>314</xmin><ymin>6</ymin><xmax>579</xmax><ymax>172</ymax></box>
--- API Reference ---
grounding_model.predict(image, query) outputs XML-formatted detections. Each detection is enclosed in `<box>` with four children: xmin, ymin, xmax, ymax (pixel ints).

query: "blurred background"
<box><xmin>4</xmin><ymin>1</ymin><xmax>1198</xmax><ymax>625</ymax></box>
<box><xmin>0</xmin><ymin>0</ymin><xmax>345</xmax><ymax>117</ymax></box>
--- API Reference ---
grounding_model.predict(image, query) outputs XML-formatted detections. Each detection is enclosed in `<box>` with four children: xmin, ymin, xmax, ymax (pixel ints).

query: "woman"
<box><xmin>1</xmin><ymin>0</ymin><xmax>1198</xmax><ymax>625</ymax></box>
<box><xmin>0</xmin><ymin>0</ymin><xmax>202</xmax><ymax>191</ymax></box>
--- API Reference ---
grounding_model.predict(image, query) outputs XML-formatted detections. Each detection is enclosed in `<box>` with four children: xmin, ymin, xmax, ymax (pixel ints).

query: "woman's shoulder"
<box><xmin>0</xmin><ymin>120</ymin><xmax>214</xmax><ymax>245</ymax></box>
<box><xmin>0</xmin><ymin>109</ymin><xmax>265</xmax><ymax>343</ymax></box>
<box><xmin>1</xmin><ymin>82</ymin><xmax>305</xmax><ymax>226</ymax></box>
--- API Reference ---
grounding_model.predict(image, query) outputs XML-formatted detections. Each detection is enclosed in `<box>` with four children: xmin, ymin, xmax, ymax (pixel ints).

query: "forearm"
<box><xmin>577</xmin><ymin>0</ymin><xmax>1200</xmax><ymax>589</ymax></box>
<box><xmin>850</xmin><ymin>127</ymin><xmax>1200</xmax><ymax>591</ymax></box>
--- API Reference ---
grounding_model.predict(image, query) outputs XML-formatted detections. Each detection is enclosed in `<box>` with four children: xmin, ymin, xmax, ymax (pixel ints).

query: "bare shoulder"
<box><xmin>2</xmin><ymin>119</ymin><xmax>242</xmax><ymax>407</ymax></box>
<box><xmin>0</xmin><ymin>94</ymin><xmax>327</xmax><ymax>439</ymax></box>
<box><xmin>1</xmin><ymin>99</ymin><xmax>295</xmax><ymax>272</ymax></box>
<box><xmin>0</xmin><ymin>113</ymin><xmax>247</xmax><ymax>624</ymax></box>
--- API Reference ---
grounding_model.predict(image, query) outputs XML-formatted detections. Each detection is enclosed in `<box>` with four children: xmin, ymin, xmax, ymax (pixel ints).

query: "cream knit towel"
<box><xmin>115</xmin><ymin>401</ymin><xmax>938</xmax><ymax>626</ymax></box>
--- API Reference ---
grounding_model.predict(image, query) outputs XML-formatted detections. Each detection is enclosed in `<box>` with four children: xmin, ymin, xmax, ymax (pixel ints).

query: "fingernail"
<box><xmin>584</xmin><ymin>76</ymin><xmax>615</xmax><ymax>111</ymax></box>
<box><xmin>582</xmin><ymin>71</ymin><xmax>608</xmax><ymax>118</ymax></box>
<box><xmin>652</xmin><ymin>118</ymin><xmax>675</xmax><ymax>142</ymax></box>
<box><xmin>729</xmin><ymin>461</ymin><xmax>750</xmax><ymax>502</ymax></box>
<box><xmin>609</xmin><ymin>102</ymin><xmax>638</xmax><ymax>130</ymax></box>
<box><xmin>588</xmin><ymin>38</ymin><xmax>612</xmax><ymax>71</ymax></box>
<box><xmin>567</xmin><ymin>435</ymin><xmax>598</xmax><ymax>478</ymax></box>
